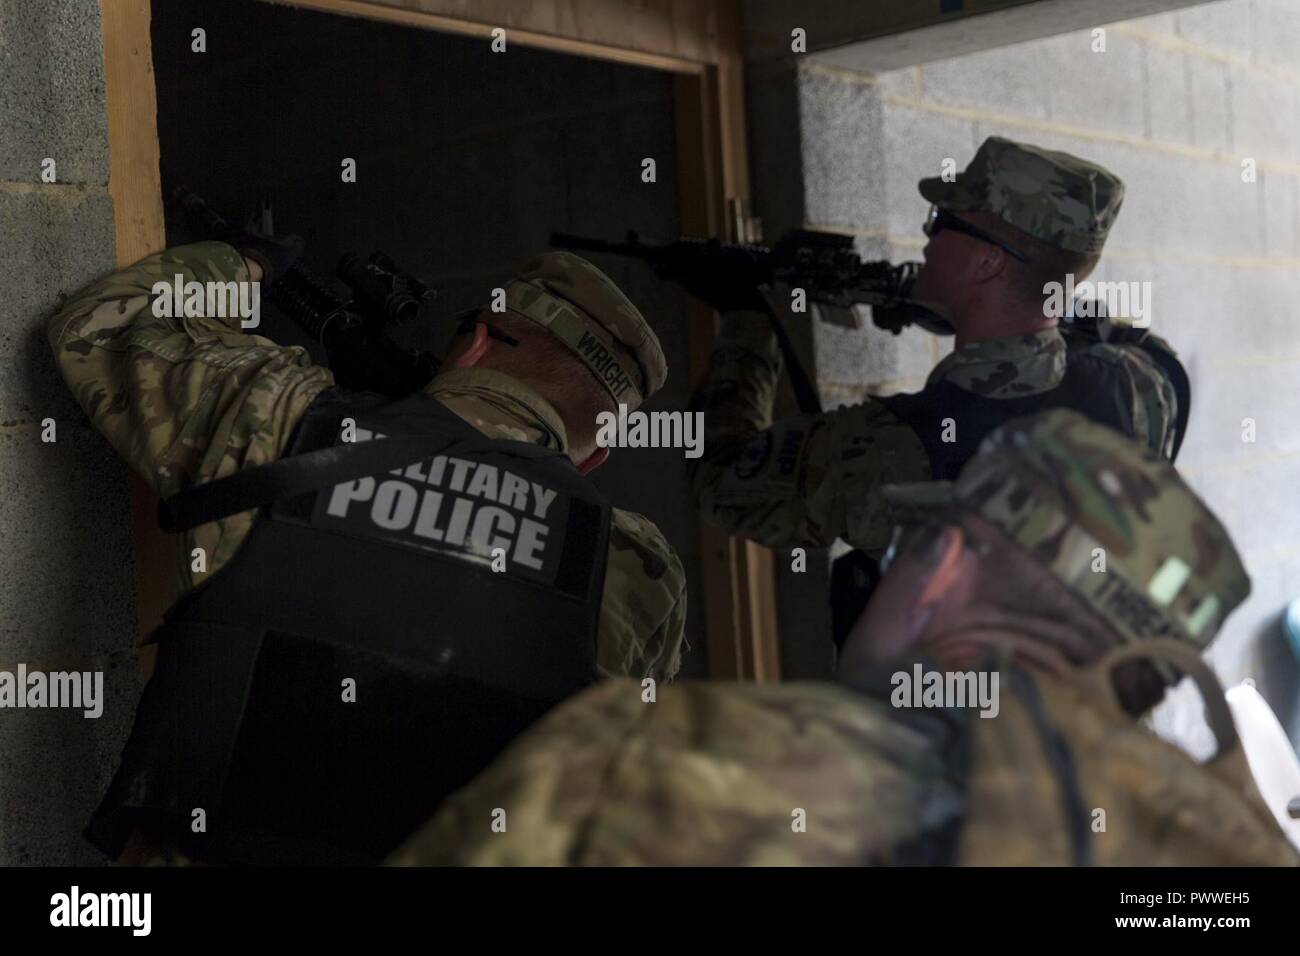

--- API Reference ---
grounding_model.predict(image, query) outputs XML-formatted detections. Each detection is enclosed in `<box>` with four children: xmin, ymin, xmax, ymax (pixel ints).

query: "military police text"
<box><xmin>328</xmin><ymin>426</ymin><xmax>560</xmax><ymax>570</ymax></box>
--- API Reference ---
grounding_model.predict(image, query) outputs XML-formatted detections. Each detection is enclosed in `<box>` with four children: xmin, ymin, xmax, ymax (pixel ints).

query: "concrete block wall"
<box><xmin>0</xmin><ymin>0</ymin><xmax>142</xmax><ymax>864</ymax></box>
<box><xmin>749</xmin><ymin>0</ymin><xmax>1300</xmax><ymax>734</ymax></box>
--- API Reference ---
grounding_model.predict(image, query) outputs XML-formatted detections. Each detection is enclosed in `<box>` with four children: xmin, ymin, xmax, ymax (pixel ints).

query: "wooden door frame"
<box><xmin>99</xmin><ymin>0</ymin><xmax>780</xmax><ymax>681</ymax></box>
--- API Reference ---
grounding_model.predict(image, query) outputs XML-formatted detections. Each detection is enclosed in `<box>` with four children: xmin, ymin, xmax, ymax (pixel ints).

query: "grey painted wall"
<box><xmin>0</xmin><ymin>0</ymin><xmax>141</xmax><ymax>865</ymax></box>
<box><xmin>747</xmin><ymin>0</ymin><xmax>1300</xmax><ymax>743</ymax></box>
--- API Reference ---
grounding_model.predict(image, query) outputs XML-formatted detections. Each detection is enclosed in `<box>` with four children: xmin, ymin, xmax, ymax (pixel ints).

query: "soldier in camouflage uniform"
<box><xmin>688</xmin><ymin>136</ymin><xmax>1182</xmax><ymax>567</ymax></box>
<box><xmin>49</xmin><ymin>242</ymin><xmax>686</xmax><ymax>862</ymax></box>
<box><xmin>390</xmin><ymin>410</ymin><xmax>1296</xmax><ymax>866</ymax></box>
<box><xmin>49</xmin><ymin>243</ymin><xmax>685</xmax><ymax>680</ymax></box>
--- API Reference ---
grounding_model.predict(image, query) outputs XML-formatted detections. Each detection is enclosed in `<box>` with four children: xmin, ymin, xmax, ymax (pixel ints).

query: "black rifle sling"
<box><xmin>763</xmin><ymin>306</ymin><xmax>823</xmax><ymax>415</ymax></box>
<box><xmin>158</xmin><ymin>433</ymin><xmax>564</xmax><ymax>533</ymax></box>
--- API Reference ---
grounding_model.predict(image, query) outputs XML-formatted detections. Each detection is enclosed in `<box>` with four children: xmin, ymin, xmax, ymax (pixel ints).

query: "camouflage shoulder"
<box><xmin>391</xmin><ymin>679</ymin><xmax>960</xmax><ymax>866</ymax></box>
<box><xmin>599</xmin><ymin>508</ymin><xmax>687</xmax><ymax>681</ymax></box>
<box><xmin>1080</xmin><ymin>338</ymin><xmax>1170</xmax><ymax>374</ymax></box>
<box><xmin>387</xmin><ymin>679</ymin><xmax>645</xmax><ymax>866</ymax></box>
<box><xmin>609</xmin><ymin>507</ymin><xmax>679</xmax><ymax>580</ymax></box>
<box><xmin>960</xmin><ymin>663</ymin><xmax>1298</xmax><ymax>865</ymax></box>
<box><xmin>823</xmin><ymin>398</ymin><xmax>934</xmax><ymax>552</ymax></box>
<box><xmin>48</xmin><ymin>241</ymin><xmax>249</xmax><ymax>348</ymax></box>
<box><xmin>91</xmin><ymin>241</ymin><xmax>248</xmax><ymax>291</ymax></box>
<box><xmin>1077</xmin><ymin>339</ymin><xmax>1179</xmax><ymax>452</ymax></box>
<box><xmin>157</xmin><ymin>241</ymin><xmax>248</xmax><ymax>282</ymax></box>
<box><xmin>935</xmin><ymin>329</ymin><xmax>1067</xmax><ymax>397</ymax></box>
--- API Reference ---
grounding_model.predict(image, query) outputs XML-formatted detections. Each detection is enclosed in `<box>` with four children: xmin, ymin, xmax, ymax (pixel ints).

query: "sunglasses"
<box><xmin>923</xmin><ymin>206</ymin><xmax>1027</xmax><ymax>263</ymax></box>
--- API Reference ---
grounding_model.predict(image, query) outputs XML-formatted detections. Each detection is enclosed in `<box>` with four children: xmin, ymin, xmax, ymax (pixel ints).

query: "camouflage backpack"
<box><xmin>956</xmin><ymin>640</ymin><xmax>1297</xmax><ymax>866</ymax></box>
<box><xmin>1060</xmin><ymin>314</ymin><xmax>1188</xmax><ymax>462</ymax></box>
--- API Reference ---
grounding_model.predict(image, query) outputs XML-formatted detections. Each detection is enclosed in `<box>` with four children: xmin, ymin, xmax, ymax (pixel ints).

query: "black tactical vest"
<box><xmin>876</xmin><ymin>351</ymin><xmax>1136</xmax><ymax>481</ymax></box>
<box><xmin>87</xmin><ymin>389</ymin><xmax>610</xmax><ymax>865</ymax></box>
<box><xmin>829</xmin><ymin>336</ymin><xmax>1187</xmax><ymax>651</ymax></box>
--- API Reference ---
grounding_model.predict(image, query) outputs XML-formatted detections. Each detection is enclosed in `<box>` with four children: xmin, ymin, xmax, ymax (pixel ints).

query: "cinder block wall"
<box><xmin>750</xmin><ymin>0</ymin><xmax>1300</xmax><ymax>737</ymax></box>
<box><xmin>0</xmin><ymin>1</ymin><xmax>142</xmax><ymax>864</ymax></box>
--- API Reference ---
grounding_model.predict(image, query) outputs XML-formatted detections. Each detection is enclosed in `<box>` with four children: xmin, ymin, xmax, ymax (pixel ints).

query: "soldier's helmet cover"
<box><xmin>918</xmin><ymin>136</ymin><xmax>1125</xmax><ymax>254</ymax></box>
<box><xmin>496</xmin><ymin>251</ymin><xmax>667</xmax><ymax>411</ymax></box>
<box><xmin>883</xmin><ymin>409</ymin><xmax>1249</xmax><ymax>649</ymax></box>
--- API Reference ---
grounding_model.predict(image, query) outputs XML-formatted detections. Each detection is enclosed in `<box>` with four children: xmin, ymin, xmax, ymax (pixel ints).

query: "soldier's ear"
<box><xmin>451</xmin><ymin>322</ymin><xmax>492</xmax><ymax>369</ymax></box>
<box><xmin>916</xmin><ymin>526</ymin><xmax>966</xmax><ymax>607</ymax></box>
<box><xmin>970</xmin><ymin>244</ymin><xmax>1008</xmax><ymax>284</ymax></box>
<box><xmin>896</xmin><ymin>525</ymin><xmax>969</xmax><ymax>645</ymax></box>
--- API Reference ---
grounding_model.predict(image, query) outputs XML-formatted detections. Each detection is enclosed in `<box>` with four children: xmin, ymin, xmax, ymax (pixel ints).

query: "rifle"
<box><xmin>167</xmin><ymin>180</ymin><xmax>440</xmax><ymax>397</ymax></box>
<box><xmin>553</xmin><ymin>228</ymin><xmax>925</xmax><ymax>319</ymax></box>
<box><xmin>551</xmin><ymin>229</ymin><xmax>943</xmax><ymax>414</ymax></box>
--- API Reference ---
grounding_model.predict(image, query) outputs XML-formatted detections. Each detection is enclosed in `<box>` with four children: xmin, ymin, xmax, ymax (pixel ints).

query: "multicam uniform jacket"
<box><xmin>688</xmin><ymin>311</ymin><xmax>1176</xmax><ymax>555</ymax></box>
<box><xmin>48</xmin><ymin>241</ymin><xmax>686</xmax><ymax>681</ymax></box>
<box><xmin>390</xmin><ymin>658</ymin><xmax>1296</xmax><ymax>867</ymax></box>
<box><xmin>389</xmin><ymin>673</ymin><xmax>966</xmax><ymax>866</ymax></box>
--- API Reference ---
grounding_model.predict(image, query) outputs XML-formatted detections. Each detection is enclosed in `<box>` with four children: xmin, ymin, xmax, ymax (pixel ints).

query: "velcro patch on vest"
<box><xmin>310</xmin><ymin>425</ymin><xmax>573</xmax><ymax>590</ymax></box>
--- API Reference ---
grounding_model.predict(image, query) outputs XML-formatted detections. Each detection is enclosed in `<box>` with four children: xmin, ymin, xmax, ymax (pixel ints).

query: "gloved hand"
<box><xmin>236</xmin><ymin>233</ymin><xmax>305</xmax><ymax>287</ymax></box>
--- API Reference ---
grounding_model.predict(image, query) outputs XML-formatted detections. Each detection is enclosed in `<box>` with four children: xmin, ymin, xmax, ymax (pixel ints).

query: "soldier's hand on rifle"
<box><xmin>236</xmin><ymin>233</ymin><xmax>305</xmax><ymax>288</ymax></box>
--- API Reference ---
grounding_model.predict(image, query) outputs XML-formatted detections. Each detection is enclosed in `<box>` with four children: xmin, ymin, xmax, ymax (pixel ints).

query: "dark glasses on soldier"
<box><xmin>923</xmin><ymin>206</ymin><xmax>1027</xmax><ymax>263</ymax></box>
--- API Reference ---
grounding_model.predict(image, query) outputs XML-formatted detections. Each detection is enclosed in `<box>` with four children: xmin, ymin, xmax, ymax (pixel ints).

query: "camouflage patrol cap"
<box><xmin>882</xmin><ymin>410</ymin><xmax>1249</xmax><ymax>649</ymax></box>
<box><xmin>502</xmin><ymin>251</ymin><xmax>666</xmax><ymax>410</ymax></box>
<box><xmin>918</xmin><ymin>136</ymin><xmax>1125</xmax><ymax>254</ymax></box>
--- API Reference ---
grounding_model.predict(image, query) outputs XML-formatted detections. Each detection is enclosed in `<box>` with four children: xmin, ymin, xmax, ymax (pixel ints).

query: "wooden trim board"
<box><xmin>262</xmin><ymin>0</ymin><xmax>718</xmax><ymax>73</ymax></box>
<box><xmin>100</xmin><ymin>0</ymin><xmax>172</xmax><ymax>645</ymax></box>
